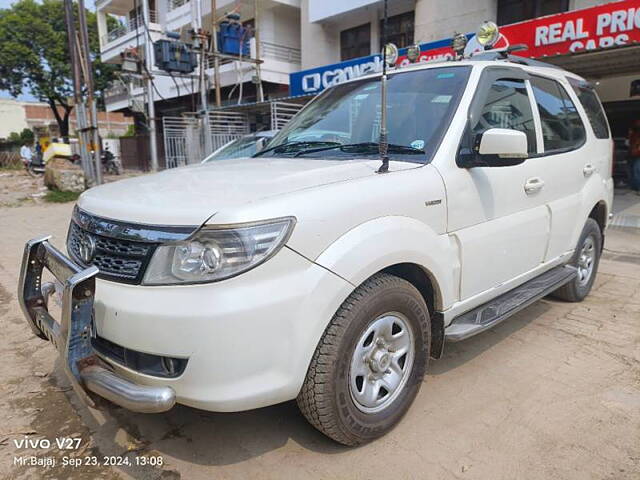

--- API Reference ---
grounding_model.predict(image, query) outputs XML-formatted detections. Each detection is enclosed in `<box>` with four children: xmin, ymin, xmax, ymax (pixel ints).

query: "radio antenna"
<box><xmin>377</xmin><ymin>0</ymin><xmax>389</xmax><ymax>174</ymax></box>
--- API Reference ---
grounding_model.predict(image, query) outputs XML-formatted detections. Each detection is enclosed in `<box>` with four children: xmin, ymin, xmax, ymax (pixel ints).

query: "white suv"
<box><xmin>19</xmin><ymin>54</ymin><xmax>613</xmax><ymax>446</ymax></box>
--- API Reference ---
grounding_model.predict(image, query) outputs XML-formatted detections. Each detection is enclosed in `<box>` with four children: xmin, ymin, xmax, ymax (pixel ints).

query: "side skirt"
<box><xmin>444</xmin><ymin>265</ymin><xmax>577</xmax><ymax>343</ymax></box>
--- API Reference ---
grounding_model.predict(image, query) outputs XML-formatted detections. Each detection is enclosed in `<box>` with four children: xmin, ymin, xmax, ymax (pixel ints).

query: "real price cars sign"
<box><xmin>290</xmin><ymin>0</ymin><xmax>640</xmax><ymax>97</ymax></box>
<box><xmin>499</xmin><ymin>0</ymin><xmax>640</xmax><ymax>56</ymax></box>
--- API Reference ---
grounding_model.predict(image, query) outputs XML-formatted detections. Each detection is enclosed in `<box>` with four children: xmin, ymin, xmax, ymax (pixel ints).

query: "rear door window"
<box><xmin>472</xmin><ymin>78</ymin><xmax>537</xmax><ymax>154</ymax></box>
<box><xmin>568</xmin><ymin>79</ymin><xmax>610</xmax><ymax>139</ymax></box>
<box><xmin>530</xmin><ymin>76</ymin><xmax>586</xmax><ymax>153</ymax></box>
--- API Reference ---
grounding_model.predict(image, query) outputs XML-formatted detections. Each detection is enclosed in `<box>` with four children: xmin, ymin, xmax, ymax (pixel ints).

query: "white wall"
<box><xmin>301</xmin><ymin>0</ymin><xmax>413</xmax><ymax>69</ymax></box>
<box><xmin>301</xmin><ymin>0</ymin><xmax>341</xmax><ymax>69</ymax></box>
<box><xmin>414</xmin><ymin>0</ymin><xmax>497</xmax><ymax>43</ymax></box>
<box><xmin>308</xmin><ymin>0</ymin><xmax>378</xmax><ymax>23</ymax></box>
<box><xmin>594</xmin><ymin>73</ymin><xmax>640</xmax><ymax>103</ymax></box>
<box><xmin>260</xmin><ymin>4</ymin><xmax>301</xmax><ymax>47</ymax></box>
<box><xmin>0</xmin><ymin>100</ymin><xmax>30</xmax><ymax>140</ymax></box>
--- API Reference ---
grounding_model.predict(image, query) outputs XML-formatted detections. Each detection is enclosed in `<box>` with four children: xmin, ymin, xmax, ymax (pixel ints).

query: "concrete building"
<box><xmin>0</xmin><ymin>99</ymin><xmax>31</xmax><ymax>139</ymax></box>
<box><xmin>96</xmin><ymin>0</ymin><xmax>302</xmax><ymax>113</ymax></box>
<box><xmin>296</xmin><ymin>0</ymin><xmax>640</xmax><ymax>138</ymax></box>
<box><xmin>0</xmin><ymin>98</ymin><xmax>133</xmax><ymax>140</ymax></box>
<box><xmin>300</xmin><ymin>0</ymin><xmax>622</xmax><ymax>69</ymax></box>
<box><xmin>94</xmin><ymin>0</ymin><xmax>640</xmax><ymax>168</ymax></box>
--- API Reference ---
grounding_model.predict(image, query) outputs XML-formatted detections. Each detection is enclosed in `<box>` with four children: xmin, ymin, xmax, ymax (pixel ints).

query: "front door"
<box><xmin>443</xmin><ymin>67</ymin><xmax>550</xmax><ymax>301</ymax></box>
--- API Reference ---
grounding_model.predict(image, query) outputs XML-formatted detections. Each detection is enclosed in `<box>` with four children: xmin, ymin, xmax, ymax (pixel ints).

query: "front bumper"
<box><xmin>18</xmin><ymin>236</ymin><xmax>176</xmax><ymax>413</ymax></box>
<box><xmin>19</xmin><ymin>236</ymin><xmax>354</xmax><ymax>413</ymax></box>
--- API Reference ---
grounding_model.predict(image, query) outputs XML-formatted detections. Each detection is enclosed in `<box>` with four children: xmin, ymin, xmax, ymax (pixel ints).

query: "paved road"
<box><xmin>0</xmin><ymin>201</ymin><xmax>638</xmax><ymax>479</ymax></box>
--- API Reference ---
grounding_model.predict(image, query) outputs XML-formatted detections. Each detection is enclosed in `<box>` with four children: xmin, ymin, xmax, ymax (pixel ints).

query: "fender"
<box><xmin>313</xmin><ymin>216</ymin><xmax>459</xmax><ymax>311</ymax></box>
<box><xmin>570</xmin><ymin>175</ymin><xmax>613</xmax><ymax>251</ymax></box>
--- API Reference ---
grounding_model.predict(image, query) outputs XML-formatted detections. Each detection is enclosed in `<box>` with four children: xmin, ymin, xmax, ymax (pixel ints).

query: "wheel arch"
<box><xmin>381</xmin><ymin>263</ymin><xmax>446</xmax><ymax>359</ymax></box>
<box><xmin>312</xmin><ymin>216</ymin><xmax>456</xmax><ymax>361</ymax></box>
<box><xmin>588</xmin><ymin>200</ymin><xmax>607</xmax><ymax>237</ymax></box>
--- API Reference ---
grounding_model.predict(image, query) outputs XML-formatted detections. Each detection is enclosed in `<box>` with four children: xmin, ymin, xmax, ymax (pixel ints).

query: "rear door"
<box><xmin>527</xmin><ymin>75</ymin><xmax>590</xmax><ymax>261</ymax></box>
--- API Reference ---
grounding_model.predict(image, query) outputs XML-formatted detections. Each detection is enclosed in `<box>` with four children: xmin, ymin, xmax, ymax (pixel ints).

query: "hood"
<box><xmin>78</xmin><ymin>157</ymin><xmax>419</xmax><ymax>225</ymax></box>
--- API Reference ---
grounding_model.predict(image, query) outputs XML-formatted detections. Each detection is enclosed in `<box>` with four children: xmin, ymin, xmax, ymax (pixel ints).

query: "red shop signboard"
<box><xmin>502</xmin><ymin>0</ymin><xmax>640</xmax><ymax>57</ymax></box>
<box><xmin>398</xmin><ymin>0</ymin><xmax>640</xmax><ymax>65</ymax></box>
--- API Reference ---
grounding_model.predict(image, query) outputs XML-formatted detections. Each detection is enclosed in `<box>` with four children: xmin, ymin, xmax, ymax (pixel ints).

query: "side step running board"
<box><xmin>445</xmin><ymin>265</ymin><xmax>577</xmax><ymax>342</ymax></box>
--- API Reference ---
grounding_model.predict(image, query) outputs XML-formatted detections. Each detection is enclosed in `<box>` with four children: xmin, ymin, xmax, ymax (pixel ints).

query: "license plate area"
<box><xmin>18</xmin><ymin>236</ymin><xmax>100</xmax><ymax>407</ymax></box>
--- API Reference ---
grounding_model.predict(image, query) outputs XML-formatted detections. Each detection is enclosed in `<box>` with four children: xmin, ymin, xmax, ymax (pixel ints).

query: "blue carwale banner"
<box><xmin>289</xmin><ymin>37</ymin><xmax>456</xmax><ymax>97</ymax></box>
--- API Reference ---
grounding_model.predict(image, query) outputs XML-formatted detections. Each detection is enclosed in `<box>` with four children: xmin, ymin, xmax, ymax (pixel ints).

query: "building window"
<box><xmin>341</xmin><ymin>23</ymin><xmax>371</xmax><ymax>61</ymax></box>
<box><xmin>379</xmin><ymin>11</ymin><xmax>414</xmax><ymax>50</ymax></box>
<box><xmin>497</xmin><ymin>0</ymin><xmax>568</xmax><ymax>26</ymax></box>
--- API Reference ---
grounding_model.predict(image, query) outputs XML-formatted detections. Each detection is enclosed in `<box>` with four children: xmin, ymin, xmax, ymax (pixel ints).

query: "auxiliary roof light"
<box><xmin>382</xmin><ymin>43</ymin><xmax>399</xmax><ymax>67</ymax></box>
<box><xmin>406</xmin><ymin>44</ymin><xmax>421</xmax><ymax>63</ymax></box>
<box><xmin>476</xmin><ymin>21</ymin><xmax>499</xmax><ymax>49</ymax></box>
<box><xmin>451</xmin><ymin>32</ymin><xmax>468</xmax><ymax>58</ymax></box>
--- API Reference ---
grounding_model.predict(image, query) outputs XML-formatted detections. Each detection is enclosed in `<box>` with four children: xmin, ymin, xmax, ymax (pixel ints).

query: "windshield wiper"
<box><xmin>293</xmin><ymin>142</ymin><xmax>425</xmax><ymax>157</ymax></box>
<box><xmin>253</xmin><ymin>140</ymin><xmax>342</xmax><ymax>157</ymax></box>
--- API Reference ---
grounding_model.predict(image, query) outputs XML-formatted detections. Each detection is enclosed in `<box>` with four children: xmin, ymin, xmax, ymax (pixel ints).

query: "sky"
<box><xmin>0</xmin><ymin>0</ymin><xmax>96</xmax><ymax>101</ymax></box>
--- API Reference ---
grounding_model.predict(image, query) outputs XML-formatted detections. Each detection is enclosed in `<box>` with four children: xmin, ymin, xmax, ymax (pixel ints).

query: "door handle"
<box><xmin>583</xmin><ymin>163</ymin><xmax>596</xmax><ymax>177</ymax></box>
<box><xmin>524</xmin><ymin>177</ymin><xmax>545</xmax><ymax>195</ymax></box>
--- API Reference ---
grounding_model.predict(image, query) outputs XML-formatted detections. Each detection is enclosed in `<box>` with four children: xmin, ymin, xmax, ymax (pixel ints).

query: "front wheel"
<box><xmin>297</xmin><ymin>273</ymin><xmax>430</xmax><ymax>446</ymax></box>
<box><xmin>25</xmin><ymin>163</ymin><xmax>39</xmax><ymax>177</ymax></box>
<box><xmin>552</xmin><ymin>218</ymin><xmax>602</xmax><ymax>302</ymax></box>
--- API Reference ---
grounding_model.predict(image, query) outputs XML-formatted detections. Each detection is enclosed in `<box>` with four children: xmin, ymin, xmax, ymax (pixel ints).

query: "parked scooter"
<box><xmin>25</xmin><ymin>142</ymin><xmax>73</xmax><ymax>177</ymax></box>
<box><xmin>101</xmin><ymin>146</ymin><xmax>123</xmax><ymax>175</ymax></box>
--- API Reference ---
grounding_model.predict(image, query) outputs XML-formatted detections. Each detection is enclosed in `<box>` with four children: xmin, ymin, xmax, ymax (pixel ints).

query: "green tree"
<box><xmin>0</xmin><ymin>0</ymin><xmax>116</xmax><ymax>138</ymax></box>
<box><xmin>5</xmin><ymin>128</ymin><xmax>34</xmax><ymax>146</ymax></box>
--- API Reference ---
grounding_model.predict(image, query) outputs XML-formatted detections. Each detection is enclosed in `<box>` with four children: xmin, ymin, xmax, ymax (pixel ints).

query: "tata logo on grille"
<box><xmin>78</xmin><ymin>234</ymin><xmax>97</xmax><ymax>264</ymax></box>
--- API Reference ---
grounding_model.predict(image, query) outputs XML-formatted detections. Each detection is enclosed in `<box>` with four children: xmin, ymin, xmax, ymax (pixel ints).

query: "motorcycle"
<box><xmin>24</xmin><ymin>142</ymin><xmax>73</xmax><ymax>177</ymax></box>
<box><xmin>101</xmin><ymin>147</ymin><xmax>123</xmax><ymax>175</ymax></box>
<box><xmin>24</xmin><ymin>156</ymin><xmax>46</xmax><ymax>177</ymax></box>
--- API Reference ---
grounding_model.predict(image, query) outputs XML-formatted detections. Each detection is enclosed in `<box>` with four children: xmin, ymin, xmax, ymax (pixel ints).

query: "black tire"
<box><xmin>296</xmin><ymin>273</ymin><xmax>430</xmax><ymax>446</ymax></box>
<box><xmin>552</xmin><ymin>218</ymin><xmax>602</xmax><ymax>302</ymax></box>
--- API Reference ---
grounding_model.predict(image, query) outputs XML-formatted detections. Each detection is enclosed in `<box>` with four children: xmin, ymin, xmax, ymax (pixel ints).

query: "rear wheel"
<box><xmin>552</xmin><ymin>218</ymin><xmax>602</xmax><ymax>302</ymax></box>
<box><xmin>25</xmin><ymin>164</ymin><xmax>39</xmax><ymax>177</ymax></box>
<box><xmin>297</xmin><ymin>273</ymin><xmax>430</xmax><ymax>446</ymax></box>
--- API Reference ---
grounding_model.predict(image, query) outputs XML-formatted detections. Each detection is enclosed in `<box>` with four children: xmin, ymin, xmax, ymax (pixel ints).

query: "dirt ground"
<box><xmin>0</xmin><ymin>169</ymin><xmax>142</xmax><ymax>207</ymax></box>
<box><xmin>0</xmin><ymin>198</ymin><xmax>639</xmax><ymax>480</ymax></box>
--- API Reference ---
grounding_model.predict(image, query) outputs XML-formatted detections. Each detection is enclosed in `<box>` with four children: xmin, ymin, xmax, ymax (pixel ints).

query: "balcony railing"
<box><xmin>260</xmin><ymin>41</ymin><xmax>301</xmax><ymax>64</ymax></box>
<box><xmin>168</xmin><ymin>0</ymin><xmax>189</xmax><ymax>11</ymax></box>
<box><xmin>104</xmin><ymin>78</ymin><xmax>144</xmax><ymax>105</ymax></box>
<box><xmin>205</xmin><ymin>41</ymin><xmax>301</xmax><ymax>66</ymax></box>
<box><xmin>102</xmin><ymin>10</ymin><xmax>157</xmax><ymax>45</ymax></box>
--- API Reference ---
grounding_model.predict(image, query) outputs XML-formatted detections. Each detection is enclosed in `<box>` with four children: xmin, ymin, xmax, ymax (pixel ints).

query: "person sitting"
<box><xmin>19</xmin><ymin>143</ymin><xmax>33</xmax><ymax>167</ymax></box>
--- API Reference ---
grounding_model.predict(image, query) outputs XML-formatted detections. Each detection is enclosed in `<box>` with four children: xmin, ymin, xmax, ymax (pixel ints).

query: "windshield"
<box><xmin>261</xmin><ymin>66</ymin><xmax>471</xmax><ymax>162</ymax></box>
<box><xmin>203</xmin><ymin>134</ymin><xmax>269</xmax><ymax>162</ymax></box>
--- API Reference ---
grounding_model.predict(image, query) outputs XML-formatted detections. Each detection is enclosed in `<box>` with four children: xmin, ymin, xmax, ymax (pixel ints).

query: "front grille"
<box><xmin>66</xmin><ymin>207</ymin><xmax>196</xmax><ymax>285</ymax></box>
<box><xmin>67</xmin><ymin>221</ymin><xmax>157</xmax><ymax>284</ymax></box>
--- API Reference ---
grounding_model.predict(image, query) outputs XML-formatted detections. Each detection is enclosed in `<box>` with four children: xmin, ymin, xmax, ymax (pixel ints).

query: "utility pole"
<box><xmin>63</xmin><ymin>0</ymin><xmax>101</xmax><ymax>185</ymax></box>
<box><xmin>211</xmin><ymin>0</ymin><xmax>222</xmax><ymax>107</ymax></box>
<box><xmin>78</xmin><ymin>0</ymin><xmax>103</xmax><ymax>184</ymax></box>
<box><xmin>141</xmin><ymin>0</ymin><xmax>159</xmax><ymax>171</ymax></box>
<box><xmin>254</xmin><ymin>0</ymin><xmax>264</xmax><ymax>102</ymax></box>
<box><xmin>193</xmin><ymin>0</ymin><xmax>212</xmax><ymax>154</ymax></box>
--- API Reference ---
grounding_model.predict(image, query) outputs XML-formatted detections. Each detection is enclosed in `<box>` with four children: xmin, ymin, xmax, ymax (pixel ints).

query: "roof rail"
<box><xmin>468</xmin><ymin>50</ymin><xmax>562</xmax><ymax>69</ymax></box>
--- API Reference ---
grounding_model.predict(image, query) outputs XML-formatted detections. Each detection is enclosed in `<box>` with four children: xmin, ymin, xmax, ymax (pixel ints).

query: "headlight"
<box><xmin>143</xmin><ymin>217</ymin><xmax>295</xmax><ymax>285</ymax></box>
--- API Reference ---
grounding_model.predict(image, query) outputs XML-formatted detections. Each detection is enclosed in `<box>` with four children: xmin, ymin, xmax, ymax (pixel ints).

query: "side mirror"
<box><xmin>458</xmin><ymin>128</ymin><xmax>528</xmax><ymax>168</ymax></box>
<box><xmin>255</xmin><ymin>137</ymin><xmax>270</xmax><ymax>153</ymax></box>
<box><xmin>476</xmin><ymin>128</ymin><xmax>528</xmax><ymax>166</ymax></box>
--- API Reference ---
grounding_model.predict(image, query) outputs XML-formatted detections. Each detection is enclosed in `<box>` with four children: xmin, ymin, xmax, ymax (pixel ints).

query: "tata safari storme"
<box><xmin>19</xmin><ymin>53</ymin><xmax>613</xmax><ymax>446</ymax></box>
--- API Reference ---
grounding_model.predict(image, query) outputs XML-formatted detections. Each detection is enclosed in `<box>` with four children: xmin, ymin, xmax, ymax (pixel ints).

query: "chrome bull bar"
<box><xmin>18</xmin><ymin>236</ymin><xmax>176</xmax><ymax>413</ymax></box>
